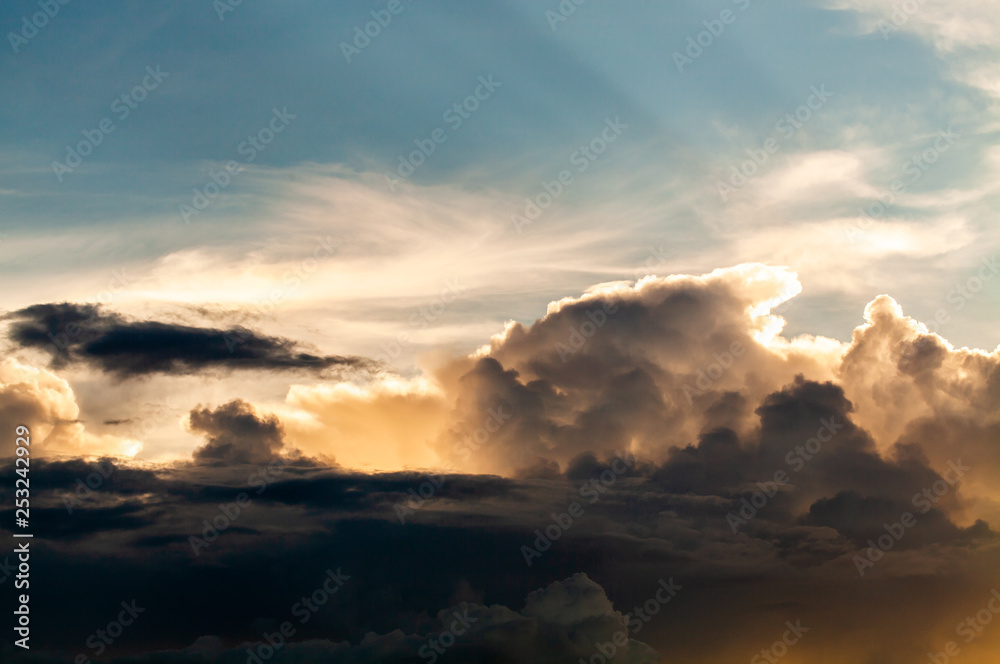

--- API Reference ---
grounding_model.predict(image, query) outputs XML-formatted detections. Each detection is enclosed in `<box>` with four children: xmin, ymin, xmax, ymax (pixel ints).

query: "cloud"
<box><xmin>838</xmin><ymin>294</ymin><xmax>1000</xmax><ymax>520</ymax></box>
<box><xmin>0</xmin><ymin>502</ymin><xmax>159</xmax><ymax>541</ymax></box>
<box><xmin>0</xmin><ymin>357</ymin><xmax>136</xmax><ymax>458</ymax></box>
<box><xmin>13</xmin><ymin>574</ymin><xmax>659</xmax><ymax>664</ymax></box>
<box><xmin>827</xmin><ymin>0</ymin><xmax>999</xmax><ymax>52</ymax></box>
<box><xmin>428</xmin><ymin>264</ymin><xmax>841</xmax><ymax>475</ymax></box>
<box><xmin>2</xmin><ymin>443</ymin><xmax>994</xmax><ymax>663</ymax></box>
<box><xmin>4</xmin><ymin>303</ymin><xmax>379</xmax><ymax>378</ymax></box>
<box><xmin>187</xmin><ymin>400</ymin><xmax>288</xmax><ymax>466</ymax></box>
<box><xmin>262</xmin><ymin>262</ymin><xmax>998</xmax><ymax>500</ymax></box>
<box><xmin>6</xmin><ymin>265</ymin><xmax>998</xmax><ymax>663</ymax></box>
<box><xmin>276</xmin><ymin>377</ymin><xmax>451</xmax><ymax>472</ymax></box>
<box><xmin>826</xmin><ymin>0</ymin><xmax>1000</xmax><ymax>97</ymax></box>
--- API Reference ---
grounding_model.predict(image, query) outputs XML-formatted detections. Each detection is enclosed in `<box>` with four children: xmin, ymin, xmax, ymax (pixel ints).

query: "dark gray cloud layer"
<box><xmin>4</xmin><ymin>303</ymin><xmax>376</xmax><ymax>378</ymax></box>
<box><xmin>3</xmin><ymin>273</ymin><xmax>998</xmax><ymax>663</ymax></box>
<box><xmin>1</xmin><ymin>375</ymin><xmax>994</xmax><ymax>663</ymax></box>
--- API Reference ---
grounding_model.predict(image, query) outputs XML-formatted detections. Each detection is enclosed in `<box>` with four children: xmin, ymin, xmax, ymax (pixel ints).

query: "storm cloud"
<box><xmin>2</xmin><ymin>266</ymin><xmax>997</xmax><ymax>664</ymax></box>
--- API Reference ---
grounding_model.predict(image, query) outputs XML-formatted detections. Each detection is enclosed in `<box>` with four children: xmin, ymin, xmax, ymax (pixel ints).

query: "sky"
<box><xmin>0</xmin><ymin>0</ymin><xmax>999</xmax><ymax>662</ymax></box>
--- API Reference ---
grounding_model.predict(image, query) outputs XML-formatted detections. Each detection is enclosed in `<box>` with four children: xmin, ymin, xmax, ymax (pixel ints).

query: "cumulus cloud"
<box><xmin>0</xmin><ymin>357</ymin><xmax>136</xmax><ymax>458</ymax></box>
<box><xmin>264</xmin><ymin>264</ymin><xmax>998</xmax><ymax>505</ymax></box>
<box><xmin>187</xmin><ymin>399</ymin><xmax>289</xmax><ymax>466</ymax></box>
<box><xmin>410</xmin><ymin>264</ymin><xmax>840</xmax><ymax>475</ymax></box>
<box><xmin>839</xmin><ymin>294</ymin><xmax>1000</xmax><ymax>522</ymax></box>
<box><xmin>10</xmin><ymin>264</ymin><xmax>997</xmax><ymax>663</ymax></box>
<box><xmin>271</xmin><ymin>265</ymin><xmax>794</xmax><ymax>473</ymax></box>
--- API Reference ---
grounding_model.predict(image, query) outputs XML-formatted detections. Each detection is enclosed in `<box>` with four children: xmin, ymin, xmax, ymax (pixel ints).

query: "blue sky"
<box><xmin>1</xmin><ymin>0</ymin><xmax>997</xmax><ymax>361</ymax></box>
<box><xmin>3</xmin><ymin>6</ymin><xmax>1000</xmax><ymax>662</ymax></box>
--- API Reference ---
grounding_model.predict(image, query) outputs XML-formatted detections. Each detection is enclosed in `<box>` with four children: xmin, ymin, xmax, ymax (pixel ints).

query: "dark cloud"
<box><xmin>0</xmin><ymin>437</ymin><xmax>994</xmax><ymax>664</ymax></box>
<box><xmin>0</xmin><ymin>502</ymin><xmax>159</xmax><ymax>541</ymax></box>
<box><xmin>255</xmin><ymin>472</ymin><xmax>516</xmax><ymax>510</ymax></box>
<box><xmin>4</xmin><ymin>303</ymin><xmax>378</xmax><ymax>378</ymax></box>
<box><xmin>0</xmin><ymin>456</ymin><xmax>158</xmax><ymax>489</ymax></box>
<box><xmin>565</xmin><ymin>451</ymin><xmax>644</xmax><ymax>481</ymax></box>
<box><xmin>650</xmin><ymin>427</ymin><xmax>750</xmax><ymax>494</ymax></box>
<box><xmin>799</xmin><ymin>490</ymin><xmax>972</xmax><ymax>548</ymax></box>
<box><xmin>189</xmin><ymin>400</ymin><xmax>287</xmax><ymax>466</ymax></box>
<box><xmin>10</xmin><ymin>575</ymin><xmax>659</xmax><ymax>664</ymax></box>
<box><xmin>515</xmin><ymin>457</ymin><xmax>562</xmax><ymax>479</ymax></box>
<box><xmin>4</xmin><ymin>270</ymin><xmax>999</xmax><ymax>664</ymax></box>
